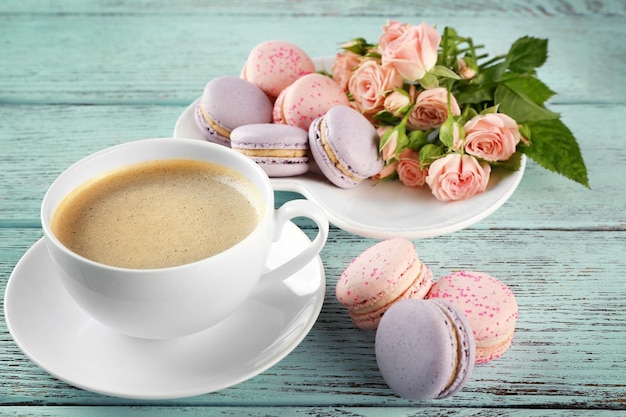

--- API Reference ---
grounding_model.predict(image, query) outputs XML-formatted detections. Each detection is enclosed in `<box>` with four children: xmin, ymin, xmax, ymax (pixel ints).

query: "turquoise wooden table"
<box><xmin>1</xmin><ymin>1</ymin><xmax>625</xmax><ymax>415</ymax></box>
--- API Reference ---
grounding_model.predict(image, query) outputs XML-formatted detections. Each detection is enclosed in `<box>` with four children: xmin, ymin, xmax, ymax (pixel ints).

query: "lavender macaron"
<box><xmin>375</xmin><ymin>298</ymin><xmax>476</xmax><ymax>401</ymax></box>
<box><xmin>195</xmin><ymin>76</ymin><xmax>273</xmax><ymax>147</ymax></box>
<box><xmin>308</xmin><ymin>105</ymin><xmax>383</xmax><ymax>188</ymax></box>
<box><xmin>230</xmin><ymin>123</ymin><xmax>309</xmax><ymax>177</ymax></box>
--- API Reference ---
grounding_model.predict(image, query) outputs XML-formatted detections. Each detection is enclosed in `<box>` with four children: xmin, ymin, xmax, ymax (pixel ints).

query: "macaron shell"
<box><xmin>429</xmin><ymin>299</ymin><xmax>476</xmax><ymax>398</ymax></box>
<box><xmin>426</xmin><ymin>270</ymin><xmax>519</xmax><ymax>364</ymax></box>
<box><xmin>194</xmin><ymin>103</ymin><xmax>230</xmax><ymax>146</ymax></box>
<box><xmin>308</xmin><ymin>117</ymin><xmax>357</xmax><ymax>188</ymax></box>
<box><xmin>474</xmin><ymin>329</ymin><xmax>515</xmax><ymax>364</ymax></box>
<box><xmin>350</xmin><ymin>263</ymin><xmax>433</xmax><ymax>330</ymax></box>
<box><xmin>375</xmin><ymin>299</ymin><xmax>475</xmax><ymax>401</ymax></box>
<box><xmin>248</xmin><ymin>157</ymin><xmax>309</xmax><ymax>177</ymax></box>
<box><xmin>242</xmin><ymin>40</ymin><xmax>316</xmax><ymax>98</ymax></box>
<box><xmin>336</xmin><ymin>238</ymin><xmax>422</xmax><ymax>313</ymax></box>
<box><xmin>308</xmin><ymin>105</ymin><xmax>384</xmax><ymax>189</ymax></box>
<box><xmin>272</xmin><ymin>73</ymin><xmax>349</xmax><ymax>130</ymax></box>
<box><xmin>231</xmin><ymin>123</ymin><xmax>309</xmax><ymax>149</ymax></box>
<box><xmin>320</xmin><ymin>105</ymin><xmax>384</xmax><ymax>179</ymax></box>
<box><xmin>230</xmin><ymin>123</ymin><xmax>310</xmax><ymax>177</ymax></box>
<box><xmin>199</xmin><ymin>76</ymin><xmax>273</xmax><ymax>135</ymax></box>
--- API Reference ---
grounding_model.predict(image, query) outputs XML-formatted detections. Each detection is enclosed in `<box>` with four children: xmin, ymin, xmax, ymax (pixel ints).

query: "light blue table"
<box><xmin>1</xmin><ymin>1</ymin><xmax>625</xmax><ymax>415</ymax></box>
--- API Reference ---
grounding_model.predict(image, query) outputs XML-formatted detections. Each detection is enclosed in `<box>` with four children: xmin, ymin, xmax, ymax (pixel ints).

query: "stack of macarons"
<box><xmin>193</xmin><ymin>40</ymin><xmax>383</xmax><ymax>187</ymax></box>
<box><xmin>335</xmin><ymin>237</ymin><xmax>519</xmax><ymax>400</ymax></box>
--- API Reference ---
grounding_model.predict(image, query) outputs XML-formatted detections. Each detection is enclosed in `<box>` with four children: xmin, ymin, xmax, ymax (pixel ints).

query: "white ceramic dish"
<box><xmin>173</xmin><ymin>56</ymin><xmax>525</xmax><ymax>239</ymax></box>
<box><xmin>4</xmin><ymin>222</ymin><xmax>325</xmax><ymax>400</ymax></box>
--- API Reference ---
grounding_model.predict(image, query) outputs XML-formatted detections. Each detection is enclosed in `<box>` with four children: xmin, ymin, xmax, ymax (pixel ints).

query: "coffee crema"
<box><xmin>51</xmin><ymin>159</ymin><xmax>262</xmax><ymax>269</ymax></box>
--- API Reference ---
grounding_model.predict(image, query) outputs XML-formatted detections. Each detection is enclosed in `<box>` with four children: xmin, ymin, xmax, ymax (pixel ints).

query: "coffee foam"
<box><xmin>52</xmin><ymin>159</ymin><xmax>263</xmax><ymax>269</ymax></box>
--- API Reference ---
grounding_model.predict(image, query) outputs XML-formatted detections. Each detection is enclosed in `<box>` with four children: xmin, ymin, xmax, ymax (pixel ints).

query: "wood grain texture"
<box><xmin>0</xmin><ymin>2</ymin><xmax>624</xmax><ymax>104</ymax></box>
<box><xmin>1</xmin><ymin>0</ymin><xmax>625</xmax><ymax>415</ymax></box>
<box><xmin>2</xmin><ymin>228</ymin><xmax>625</xmax><ymax>410</ymax></box>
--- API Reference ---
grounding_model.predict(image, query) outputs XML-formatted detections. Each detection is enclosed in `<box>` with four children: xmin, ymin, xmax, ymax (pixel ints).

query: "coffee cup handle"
<box><xmin>254</xmin><ymin>199</ymin><xmax>329</xmax><ymax>293</ymax></box>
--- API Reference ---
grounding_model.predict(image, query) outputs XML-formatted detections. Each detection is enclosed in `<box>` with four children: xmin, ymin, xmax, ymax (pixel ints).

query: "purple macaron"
<box><xmin>308</xmin><ymin>105</ymin><xmax>383</xmax><ymax>188</ymax></box>
<box><xmin>230</xmin><ymin>123</ymin><xmax>309</xmax><ymax>177</ymax></box>
<box><xmin>194</xmin><ymin>76</ymin><xmax>273</xmax><ymax>147</ymax></box>
<box><xmin>375</xmin><ymin>298</ymin><xmax>476</xmax><ymax>401</ymax></box>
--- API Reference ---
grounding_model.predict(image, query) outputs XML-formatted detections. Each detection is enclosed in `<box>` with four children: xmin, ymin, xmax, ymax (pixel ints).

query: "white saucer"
<box><xmin>4</xmin><ymin>221</ymin><xmax>325</xmax><ymax>400</ymax></box>
<box><xmin>173</xmin><ymin>55</ymin><xmax>525</xmax><ymax>239</ymax></box>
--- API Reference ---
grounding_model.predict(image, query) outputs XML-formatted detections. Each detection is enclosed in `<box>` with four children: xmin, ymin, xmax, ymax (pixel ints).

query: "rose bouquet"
<box><xmin>330</xmin><ymin>20</ymin><xmax>589</xmax><ymax>201</ymax></box>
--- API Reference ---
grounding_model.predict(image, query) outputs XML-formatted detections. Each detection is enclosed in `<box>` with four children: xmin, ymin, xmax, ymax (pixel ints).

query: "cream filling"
<box><xmin>200</xmin><ymin>106</ymin><xmax>232</xmax><ymax>139</ymax></box>
<box><xmin>237</xmin><ymin>149</ymin><xmax>307</xmax><ymax>158</ymax></box>
<box><xmin>319</xmin><ymin>120</ymin><xmax>362</xmax><ymax>182</ymax></box>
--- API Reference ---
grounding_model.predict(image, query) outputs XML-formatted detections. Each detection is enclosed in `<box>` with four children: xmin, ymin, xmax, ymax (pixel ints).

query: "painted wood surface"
<box><xmin>1</xmin><ymin>0</ymin><xmax>625</xmax><ymax>415</ymax></box>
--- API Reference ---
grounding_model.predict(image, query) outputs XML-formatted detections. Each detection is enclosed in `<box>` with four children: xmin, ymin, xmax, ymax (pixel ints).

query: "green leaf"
<box><xmin>495</xmin><ymin>82</ymin><xmax>559</xmax><ymax>122</ymax></box>
<box><xmin>491</xmin><ymin>151</ymin><xmax>523</xmax><ymax>171</ymax></box>
<box><xmin>439</xmin><ymin>117</ymin><xmax>456</xmax><ymax>148</ymax></box>
<box><xmin>454</xmin><ymin>84</ymin><xmax>494</xmax><ymax>105</ymax></box>
<box><xmin>419</xmin><ymin>73</ymin><xmax>439</xmax><ymax>89</ymax></box>
<box><xmin>502</xmin><ymin>75</ymin><xmax>556</xmax><ymax>105</ymax></box>
<box><xmin>419</xmin><ymin>144</ymin><xmax>445</xmax><ymax>166</ymax></box>
<box><xmin>430</xmin><ymin>65</ymin><xmax>461</xmax><ymax>80</ymax></box>
<box><xmin>505</xmin><ymin>37</ymin><xmax>548</xmax><ymax>74</ymax></box>
<box><xmin>342</xmin><ymin>37</ymin><xmax>375</xmax><ymax>55</ymax></box>
<box><xmin>373</xmin><ymin>110</ymin><xmax>401</xmax><ymax>126</ymax></box>
<box><xmin>407</xmin><ymin>129</ymin><xmax>429</xmax><ymax>150</ymax></box>
<box><xmin>521</xmin><ymin>119</ymin><xmax>590</xmax><ymax>188</ymax></box>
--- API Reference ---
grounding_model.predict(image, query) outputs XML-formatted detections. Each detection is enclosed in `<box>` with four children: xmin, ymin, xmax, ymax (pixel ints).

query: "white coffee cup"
<box><xmin>41</xmin><ymin>138</ymin><xmax>329</xmax><ymax>339</ymax></box>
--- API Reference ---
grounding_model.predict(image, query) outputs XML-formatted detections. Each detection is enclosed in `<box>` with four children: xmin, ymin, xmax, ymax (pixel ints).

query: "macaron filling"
<box><xmin>319</xmin><ymin>119</ymin><xmax>362</xmax><ymax>183</ymax></box>
<box><xmin>199</xmin><ymin>105</ymin><xmax>232</xmax><ymax>139</ymax></box>
<box><xmin>431</xmin><ymin>299</ymin><xmax>476</xmax><ymax>399</ymax></box>
<box><xmin>236</xmin><ymin>149</ymin><xmax>307</xmax><ymax>158</ymax></box>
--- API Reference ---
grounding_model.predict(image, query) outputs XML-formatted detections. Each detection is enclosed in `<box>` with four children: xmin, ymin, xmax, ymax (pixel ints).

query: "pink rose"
<box><xmin>425</xmin><ymin>153</ymin><xmax>491</xmax><ymax>201</ymax></box>
<box><xmin>383</xmin><ymin>90</ymin><xmax>411</xmax><ymax>117</ymax></box>
<box><xmin>457</xmin><ymin>58</ymin><xmax>476</xmax><ymax>80</ymax></box>
<box><xmin>348</xmin><ymin>60</ymin><xmax>403</xmax><ymax>116</ymax></box>
<box><xmin>332</xmin><ymin>51</ymin><xmax>361</xmax><ymax>91</ymax></box>
<box><xmin>397</xmin><ymin>149</ymin><xmax>428</xmax><ymax>188</ymax></box>
<box><xmin>463</xmin><ymin>113</ymin><xmax>521</xmax><ymax>161</ymax></box>
<box><xmin>407</xmin><ymin>87</ymin><xmax>461</xmax><ymax>130</ymax></box>
<box><xmin>379</xmin><ymin>21</ymin><xmax>441</xmax><ymax>81</ymax></box>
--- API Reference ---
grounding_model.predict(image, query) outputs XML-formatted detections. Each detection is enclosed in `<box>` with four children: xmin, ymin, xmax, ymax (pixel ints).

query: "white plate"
<box><xmin>173</xmin><ymin>57</ymin><xmax>525</xmax><ymax>239</ymax></box>
<box><xmin>4</xmin><ymin>222</ymin><xmax>325</xmax><ymax>400</ymax></box>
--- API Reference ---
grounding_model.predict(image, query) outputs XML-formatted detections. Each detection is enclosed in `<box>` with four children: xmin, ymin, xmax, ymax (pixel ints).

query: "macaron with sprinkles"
<box><xmin>241</xmin><ymin>40</ymin><xmax>316</xmax><ymax>99</ymax></box>
<box><xmin>273</xmin><ymin>73</ymin><xmax>349</xmax><ymax>131</ymax></box>
<box><xmin>335</xmin><ymin>238</ymin><xmax>434</xmax><ymax>330</ymax></box>
<box><xmin>426</xmin><ymin>270</ymin><xmax>519</xmax><ymax>364</ymax></box>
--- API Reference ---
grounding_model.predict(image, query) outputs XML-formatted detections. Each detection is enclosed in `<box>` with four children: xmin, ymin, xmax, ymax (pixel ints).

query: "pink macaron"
<box><xmin>273</xmin><ymin>73</ymin><xmax>349</xmax><ymax>131</ymax></box>
<box><xmin>195</xmin><ymin>76</ymin><xmax>273</xmax><ymax>147</ymax></box>
<box><xmin>335</xmin><ymin>238</ymin><xmax>434</xmax><ymax>330</ymax></box>
<box><xmin>309</xmin><ymin>105</ymin><xmax>383</xmax><ymax>188</ymax></box>
<box><xmin>241</xmin><ymin>40</ymin><xmax>316</xmax><ymax>99</ymax></box>
<box><xmin>426</xmin><ymin>270</ymin><xmax>519</xmax><ymax>364</ymax></box>
<box><xmin>230</xmin><ymin>123</ymin><xmax>309</xmax><ymax>177</ymax></box>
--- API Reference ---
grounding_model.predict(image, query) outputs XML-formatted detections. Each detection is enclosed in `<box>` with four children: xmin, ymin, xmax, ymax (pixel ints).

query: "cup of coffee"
<box><xmin>41</xmin><ymin>138</ymin><xmax>329</xmax><ymax>339</ymax></box>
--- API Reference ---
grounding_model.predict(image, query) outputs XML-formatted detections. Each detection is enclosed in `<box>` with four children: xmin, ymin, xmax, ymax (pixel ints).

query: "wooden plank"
<box><xmin>1</xmin><ymin>0</ymin><xmax>625</xmax><ymax>16</ymax></box>
<box><xmin>0</xmin><ymin>7</ymin><xmax>624</xmax><ymax>104</ymax></box>
<box><xmin>0</xmin><ymin>406</ymin><xmax>623</xmax><ymax>417</ymax></box>
<box><xmin>2</xmin><ymin>227</ymin><xmax>624</xmax><ymax>408</ymax></box>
